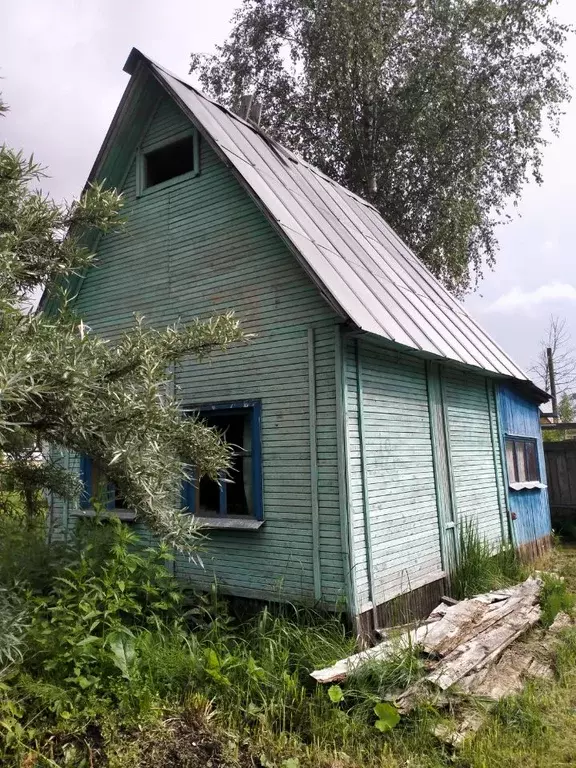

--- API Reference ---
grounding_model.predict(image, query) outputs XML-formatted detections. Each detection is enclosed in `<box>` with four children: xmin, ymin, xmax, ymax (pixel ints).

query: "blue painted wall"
<box><xmin>497</xmin><ymin>384</ymin><xmax>551</xmax><ymax>544</ymax></box>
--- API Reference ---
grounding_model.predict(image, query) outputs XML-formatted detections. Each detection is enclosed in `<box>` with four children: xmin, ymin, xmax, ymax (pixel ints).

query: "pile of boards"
<box><xmin>311</xmin><ymin>577</ymin><xmax>570</xmax><ymax>743</ymax></box>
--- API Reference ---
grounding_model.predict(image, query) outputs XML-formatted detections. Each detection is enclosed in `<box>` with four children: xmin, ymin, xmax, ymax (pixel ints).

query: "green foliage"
<box><xmin>451</xmin><ymin>520</ymin><xmax>527</xmax><ymax>599</ymax></box>
<box><xmin>192</xmin><ymin>0</ymin><xmax>571</xmax><ymax>293</ymax></box>
<box><xmin>2</xmin><ymin>524</ymin><xmax>576</xmax><ymax>767</ymax></box>
<box><xmin>539</xmin><ymin>573</ymin><xmax>575</xmax><ymax>628</ymax></box>
<box><xmin>328</xmin><ymin>684</ymin><xmax>344</xmax><ymax>703</ymax></box>
<box><xmin>26</xmin><ymin>519</ymin><xmax>183</xmax><ymax>700</ymax></box>
<box><xmin>543</xmin><ymin>392</ymin><xmax>576</xmax><ymax>442</ymax></box>
<box><xmin>0</xmin><ymin>99</ymin><xmax>249</xmax><ymax>545</ymax></box>
<box><xmin>0</xmin><ymin>517</ymin><xmax>70</xmax><ymax>593</ymax></box>
<box><xmin>373</xmin><ymin>701</ymin><xmax>400</xmax><ymax>732</ymax></box>
<box><xmin>0</xmin><ymin>587</ymin><xmax>28</xmax><ymax>673</ymax></box>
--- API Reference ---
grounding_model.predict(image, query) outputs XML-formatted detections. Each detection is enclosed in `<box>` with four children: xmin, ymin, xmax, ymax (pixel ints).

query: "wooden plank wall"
<box><xmin>442</xmin><ymin>370</ymin><xmax>505</xmax><ymax>545</ymax></box>
<box><xmin>345</xmin><ymin>340</ymin><xmax>509</xmax><ymax>615</ymax></box>
<box><xmin>54</xmin><ymin>85</ymin><xmax>347</xmax><ymax>607</ymax></box>
<box><xmin>542</xmin><ymin>441</ymin><xmax>574</xmax><ymax>535</ymax></box>
<box><xmin>345</xmin><ymin>338</ymin><xmax>444</xmax><ymax>612</ymax></box>
<box><xmin>498</xmin><ymin>385</ymin><xmax>551</xmax><ymax>545</ymax></box>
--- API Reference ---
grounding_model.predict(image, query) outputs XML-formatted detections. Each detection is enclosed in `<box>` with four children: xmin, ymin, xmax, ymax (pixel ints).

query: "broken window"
<box><xmin>143</xmin><ymin>134</ymin><xmax>197</xmax><ymax>189</ymax></box>
<box><xmin>505</xmin><ymin>437</ymin><xmax>540</xmax><ymax>484</ymax></box>
<box><xmin>181</xmin><ymin>402</ymin><xmax>263</xmax><ymax>520</ymax></box>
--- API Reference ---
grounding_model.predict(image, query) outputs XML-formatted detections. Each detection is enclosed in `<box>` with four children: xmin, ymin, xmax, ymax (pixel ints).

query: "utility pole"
<box><xmin>547</xmin><ymin>346</ymin><xmax>558</xmax><ymax>420</ymax></box>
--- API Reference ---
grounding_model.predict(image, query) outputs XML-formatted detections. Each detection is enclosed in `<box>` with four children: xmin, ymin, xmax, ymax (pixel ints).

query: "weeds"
<box><xmin>0</xmin><ymin>517</ymin><xmax>70</xmax><ymax>594</ymax></box>
<box><xmin>2</xmin><ymin>521</ymin><xmax>576</xmax><ymax>767</ymax></box>
<box><xmin>0</xmin><ymin>587</ymin><xmax>28</xmax><ymax>672</ymax></box>
<box><xmin>539</xmin><ymin>573</ymin><xmax>575</xmax><ymax>627</ymax></box>
<box><xmin>451</xmin><ymin>520</ymin><xmax>527</xmax><ymax>599</ymax></box>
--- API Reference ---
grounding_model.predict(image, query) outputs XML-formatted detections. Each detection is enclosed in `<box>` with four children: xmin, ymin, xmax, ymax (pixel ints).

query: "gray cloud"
<box><xmin>2</xmin><ymin>0</ymin><xmax>576</xmax><ymax>377</ymax></box>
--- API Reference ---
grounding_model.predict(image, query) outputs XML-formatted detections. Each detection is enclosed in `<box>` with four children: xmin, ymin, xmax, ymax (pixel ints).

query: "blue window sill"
<box><xmin>72</xmin><ymin>509</ymin><xmax>138</xmax><ymax>522</ymax></box>
<box><xmin>196</xmin><ymin>517</ymin><xmax>264</xmax><ymax>531</ymax></box>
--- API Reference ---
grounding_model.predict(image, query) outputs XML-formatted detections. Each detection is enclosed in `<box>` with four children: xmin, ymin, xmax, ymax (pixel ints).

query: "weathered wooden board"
<box><xmin>422</xmin><ymin>579</ymin><xmax>541</xmax><ymax>658</ymax></box>
<box><xmin>313</xmin><ymin>578</ymin><xmax>542</xmax><ymax>694</ymax></box>
<box><xmin>311</xmin><ymin>621</ymin><xmax>435</xmax><ymax>684</ymax></box>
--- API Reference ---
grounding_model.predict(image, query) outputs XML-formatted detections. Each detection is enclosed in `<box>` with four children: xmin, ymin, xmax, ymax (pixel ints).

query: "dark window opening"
<box><xmin>80</xmin><ymin>456</ymin><xmax>127</xmax><ymax>511</ymax></box>
<box><xmin>182</xmin><ymin>403</ymin><xmax>262</xmax><ymax>520</ymax></box>
<box><xmin>505</xmin><ymin>437</ymin><xmax>540</xmax><ymax>484</ymax></box>
<box><xmin>198</xmin><ymin>412</ymin><xmax>251</xmax><ymax>517</ymax></box>
<box><xmin>144</xmin><ymin>135</ymin><xmax>196</xmax><ymax>188</ymax></box>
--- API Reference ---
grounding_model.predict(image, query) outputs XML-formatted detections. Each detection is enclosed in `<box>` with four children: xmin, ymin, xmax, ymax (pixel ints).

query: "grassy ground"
<box><xmin>234</xmin><ymin>545</ymin><xmax>576</xmax><ymax>768</ymax></box>
<box><xmin>114</xmin><ymin>546</ymin><xmax>576</xmax><ymax>768</ymax></box>
<box><xmin>548</xmin><ymin>543</ymin><xmax>576</xmax><ymax>591</ymax></box>
<box><xmin>3</xmin><ymin>521</ymin><xmax>576</xmax><ymax>768</ymax></box>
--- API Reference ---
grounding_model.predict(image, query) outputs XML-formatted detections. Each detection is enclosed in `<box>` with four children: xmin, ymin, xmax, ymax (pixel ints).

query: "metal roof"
<box><xmin>125</xmin><ymin>49</ymin><xmax>539</xmax><ymax>390</ymax></box>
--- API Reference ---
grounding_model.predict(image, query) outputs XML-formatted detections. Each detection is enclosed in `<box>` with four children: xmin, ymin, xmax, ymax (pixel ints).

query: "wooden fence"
<box><xmin>543</xmin><ymin>439</ymin><xmax>576</xmax><ymax>534</ymax></box>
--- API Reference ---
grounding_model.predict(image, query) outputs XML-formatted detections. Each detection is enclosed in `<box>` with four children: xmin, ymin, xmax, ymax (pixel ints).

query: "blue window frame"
<box><xmin>79</xmin><ymin>456</ymin><xmax>127</xmax><ymax>511</ymax></box>
<box><xmin>181</xmin><ymin>400</ymin><xmax>263</xmax><ymax>521</ymax></box>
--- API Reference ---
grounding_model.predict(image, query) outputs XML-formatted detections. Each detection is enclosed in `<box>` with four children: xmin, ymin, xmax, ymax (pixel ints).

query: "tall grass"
<box><xmin>451</xmin><ymin>520</ymin><xmax>527</xmax><ymax>599</ymax></box>
<box><xmin>2</xmin><ymin>519</ymin><xmax>576</xmax><ymax>767</ymax></box>
<box><xmin>539</xmin><ymin>573</ymin><xmax>575</xmax><ymax>627</ymax></box>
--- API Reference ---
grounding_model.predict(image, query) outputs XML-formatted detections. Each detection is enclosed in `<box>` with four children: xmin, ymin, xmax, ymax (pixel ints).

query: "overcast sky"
<box><xmin>2</xmin><ymin>0</ymin><xmax>576</xmax><ymax>381</ymax></box>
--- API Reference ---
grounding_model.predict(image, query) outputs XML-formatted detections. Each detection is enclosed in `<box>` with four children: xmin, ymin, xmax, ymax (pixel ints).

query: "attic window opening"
<box><xmin>144</xmin><ymin>135</ymin><xmax>196</xmax><ymax>188</ymax></box>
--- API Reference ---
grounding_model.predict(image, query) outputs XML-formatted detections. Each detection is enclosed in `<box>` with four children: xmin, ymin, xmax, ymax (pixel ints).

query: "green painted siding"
<box><xmin>441</xmin><ymin>369</ymin><xmax>506</xmax><ymax>545</ymax></box>
<box><xmin>49</xmin><ymin>69</ymin><xmax>513</xmax><ymax>615</ymax></box>
<box><xmin>345</xmin><ymin>339</ymin><xmax>509</xmax><ymax>612</ymax></box>
<box><xmin>55</xmin><ymin>82</ymin><xmax>345</xmax><ymax>606</ymax></box>
<box><xmin>345</xmin><ymin>338</ymin><xmax>444</xmax><ymax>611</ymax></box>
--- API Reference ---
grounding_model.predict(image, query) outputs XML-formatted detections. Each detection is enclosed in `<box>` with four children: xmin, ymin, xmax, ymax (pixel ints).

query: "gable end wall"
<box><xmin>52</xmin><ymin>86</ymin><xmax>346</xmax><ymax>607</ymax></box>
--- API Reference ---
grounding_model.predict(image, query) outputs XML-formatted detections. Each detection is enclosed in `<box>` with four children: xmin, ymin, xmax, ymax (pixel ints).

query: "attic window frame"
<box><xmin>136</xmin><ymin>128</ymin><xmax>200</xmax><ymax>196</ymax></box>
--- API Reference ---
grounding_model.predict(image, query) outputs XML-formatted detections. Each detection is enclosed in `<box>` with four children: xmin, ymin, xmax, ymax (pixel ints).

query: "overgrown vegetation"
<box><xmin>450</xmin><ymin>520</ymin><xmax>527</xmax><ymax>599</ymax></box>
<box><xmin>1</xmin><ymin>519</ymin><xmax>576</xmax><ymax>767</ymax></box>
<box><xmin>0</xmin><ymin>94</ymin><xmax>248</xmax><ymax>547</ymax></box>
<box><xmin>539</xmin><ymin>572</ymin><xmax>575</xmax><ymax>628</ymax></box>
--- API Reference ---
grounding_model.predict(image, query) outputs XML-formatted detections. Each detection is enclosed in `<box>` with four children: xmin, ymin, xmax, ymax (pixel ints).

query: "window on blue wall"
<box><xmin>505</xmin><ymin>437</ymin><xmax>540</xmax><ymax>483</ymax></box>
<box><xmin>79</xmin><ymin>456</ymin><xmax>127</xmax><ymax>510</ymax></box>
<box><xmin>181</xmin><ymin>402</ymin><xmax>263</xmax><ymax>520</ymax></box>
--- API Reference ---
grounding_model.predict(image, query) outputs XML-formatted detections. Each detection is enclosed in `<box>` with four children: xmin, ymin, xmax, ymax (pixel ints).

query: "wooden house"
<box><xmin>47</xmin><ymin>50</ymin><xmax>551</xmax><ymax>629</ymax></box>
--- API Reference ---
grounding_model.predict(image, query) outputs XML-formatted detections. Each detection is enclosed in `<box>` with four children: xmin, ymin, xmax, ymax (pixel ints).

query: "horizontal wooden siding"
<box><xmin>345</xmin><ymin>338</ymin><xmax>444</xmax><ymax>610</ymax></box>
<box><xmin>57</xmin><ymin>86</ymin><xmax>346</xmax><ymax>606</ymax></box>
<box><xmin>441</xmin><ymin>369</ymin><xmax>505</xmax><ymax>546</ymax></box>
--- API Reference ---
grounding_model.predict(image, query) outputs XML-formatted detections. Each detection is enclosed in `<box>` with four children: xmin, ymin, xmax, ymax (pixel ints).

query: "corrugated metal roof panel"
<box><xmin>126</xmin><ymin>51</ymin><xmax>535</xmax><ymax>385</ymax></box>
